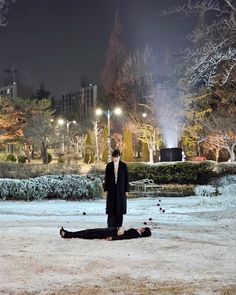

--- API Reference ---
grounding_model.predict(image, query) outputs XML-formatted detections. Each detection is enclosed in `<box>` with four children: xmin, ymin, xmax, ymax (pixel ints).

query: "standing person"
<box><xmin>104</xmin><ymin>149</ymin><xmax>129</xmax><ymax>228</ymax></box>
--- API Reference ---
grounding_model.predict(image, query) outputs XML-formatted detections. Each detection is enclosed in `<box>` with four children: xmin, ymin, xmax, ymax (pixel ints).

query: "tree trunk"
<box><xmin>8</xmin><ymin>144</ymin><xmax>14</xmax><ymax>154</ymax></box>
<box><xmin>149</xmin><ymin>147</ymin><xmax>154</xmax><ymax>164</ymax></box>
<box><xmin>215</xmin><ymin>148</ymin><xmax>220</xmax><ymax>162</ymax></box>
<box><xmin>24</xmin><ymin>144</ymin><xmax>33</xmax><ymax>163</ymax></box>
<box><xmin>76</xmin><ymin>141</ymin><xmax>79</xmax><ymax>153</ymax></box>
<box><xmin>229</xmin><ymin>146</ymin><xmax>235</xmax><ymax>162</ymax></box>
<box><xmin>197</xmin><ymin>142</ymin><xmax>200</xmax><ymax>156</ymax></box>
<box><xmin>41</xmin><ymin>141</ymin><xmax>48</xmax><ymax>164</ymax></box>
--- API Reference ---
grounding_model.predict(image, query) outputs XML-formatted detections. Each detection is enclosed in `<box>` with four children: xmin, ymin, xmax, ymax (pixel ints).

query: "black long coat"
<box><xmin>104</xmin><ymin>160</ymin><xmax>129</xmax><ymax>215</ymax></box>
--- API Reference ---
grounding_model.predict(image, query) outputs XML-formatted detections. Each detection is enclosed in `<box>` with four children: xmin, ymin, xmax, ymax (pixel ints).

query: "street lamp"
<box><xmin>57</xmin><ymin>119</ymin><xmax>76</xmax><ymax>153</ymax></box>
<box><xmin>96</xmin><ymin>107</ymin><xmax>122</xmax><ymax>162</ymax></box>
<box><xmin>142</xmin><ymin>112</ymin><xmax>147</xmax><ymax>118</ymax></box>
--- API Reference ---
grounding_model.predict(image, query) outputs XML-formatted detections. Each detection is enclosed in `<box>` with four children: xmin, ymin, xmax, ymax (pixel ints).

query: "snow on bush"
<box><xmin>0</xmin><ymin>174</ymin><xmax>103</xmax><ymax>201</ymax></box>
<box><xmin>213</xmin><ymin>175</ymin><xmax>236</xmax><ymax>207</ymax></box>
<box><xmin>217</xmin><ymin>163</ymin><xmax>236</xmax><ymax>175</ymax></box>
<box><xmin>195</xmin><ymin>175</ymin><xmax>236</xmax><ymax>208</ymax></box>
<box><xmin>195</xmin><ymin>185</ymin><xmax>219</xmax><ymax>197</ymax></box>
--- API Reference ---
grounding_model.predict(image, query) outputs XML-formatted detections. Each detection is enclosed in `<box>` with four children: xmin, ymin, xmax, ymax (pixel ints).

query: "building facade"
<box><xmin>0</xmin><ymin>83</ymin><xmax>17</xmax><ymax>99</ymax></box>
<box><xmin>58</xmin><ymin>84</ymin><xmax>97</xmax><ymax>126</ymax></box>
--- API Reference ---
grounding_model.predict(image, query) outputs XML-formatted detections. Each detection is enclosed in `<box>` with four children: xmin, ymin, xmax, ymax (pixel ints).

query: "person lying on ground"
<box><xmin>59</xmin><ymin>226</ymin><xmax>151</xmax><ymax>240</ymax></box>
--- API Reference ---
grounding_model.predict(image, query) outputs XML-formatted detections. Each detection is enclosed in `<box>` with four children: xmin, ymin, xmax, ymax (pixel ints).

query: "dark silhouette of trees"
<box><xmin>101</xmin><ymin>13</ymin><xmax>126</xmax><ymax>98</ymax></box>
<box><xmin>0</xmin><ymin>0</ymin><xmax>15</xmax><ymax>26</ymax></box>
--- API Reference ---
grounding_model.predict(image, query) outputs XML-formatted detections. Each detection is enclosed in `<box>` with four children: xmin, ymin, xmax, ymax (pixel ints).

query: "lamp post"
<box><xmin>58</xmin><ymin>119</ymin><xmax>76</xmax><ymax>153</ymax></box>
<box><xmin>96</xmin><ymin>107</ymin><xmax>122</xmax><ymax>162</ymax></box>
<box><xmin>93</xmin><ymin>120</ymin><xmax>99</xmax><ymax>164</ymax></box>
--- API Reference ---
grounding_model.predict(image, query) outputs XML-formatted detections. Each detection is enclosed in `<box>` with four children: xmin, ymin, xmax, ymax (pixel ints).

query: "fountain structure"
<box><xmin>160</xmin><ymin>147</ymin><xmax>182</xmax><ymax>162</ymax></box>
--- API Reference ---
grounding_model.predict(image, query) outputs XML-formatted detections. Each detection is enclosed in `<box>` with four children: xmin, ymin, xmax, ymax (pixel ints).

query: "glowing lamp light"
<box><xmin>142</xmin><ymin>113</ymin><xmax>147</xmax><ymax>118</ymax></box>
<box><xmin>114</xmin><ymin>107</ymin><xmax>122</xmax><ymax>115</ymax></box>
<box><xmin>96</xmin><ymin>108</ymin><xmax>103</xmax><ymax>116</ymax></box>
<box><xmin>58</xmin><ymin>119</ymin><xmax>64</xmax><ymax>125</ymax></box>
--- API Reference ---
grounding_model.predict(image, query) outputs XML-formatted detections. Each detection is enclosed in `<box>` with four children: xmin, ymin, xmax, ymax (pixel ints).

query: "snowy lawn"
<box><xmin>0</xmin><ymin>195</ymin><xmax>235</xmax><ymax>294</ymax></box>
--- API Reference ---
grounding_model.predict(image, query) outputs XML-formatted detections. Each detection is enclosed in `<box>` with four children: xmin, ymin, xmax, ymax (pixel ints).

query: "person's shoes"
<box><xmin>60</xmin><ymin>226</ymin><xmax>66</xmax><ymax>238</ymax></box>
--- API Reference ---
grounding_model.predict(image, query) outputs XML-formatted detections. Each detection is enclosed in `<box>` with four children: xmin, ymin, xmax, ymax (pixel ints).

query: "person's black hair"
<box><xmin>141</xmin><ymin>227</ymin><xmax>151</xmax><ymax>237</ymax></box>
<box><xmin>112</xmin><ymin>149</ymin><xmax>121</xmax><ymax>157</ymax></box>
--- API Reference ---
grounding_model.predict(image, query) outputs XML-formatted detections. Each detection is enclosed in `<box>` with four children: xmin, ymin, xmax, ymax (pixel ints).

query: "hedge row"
<box><xmin>0</xmin><ymin>174</ymin><xmax>103</xmax><ymax>201</ymax></box>
<box><xmin>0</xmin><ymin>162</ymin><xmax>81</xmax><ymax>179</ymax></box>
<box><xmin>127</xmin><ymin>161</ymin><xmax>236</xmax><ymax>185</ymax></box>
<box><xmin>88</xmin><ymin>161</ymin><xmax>236</xmax><ymax>184</ymax></box>
<box><xmin>1</xmin><ymin>161</ymin><xmax>236</xmax><ymax>186</ymax></box>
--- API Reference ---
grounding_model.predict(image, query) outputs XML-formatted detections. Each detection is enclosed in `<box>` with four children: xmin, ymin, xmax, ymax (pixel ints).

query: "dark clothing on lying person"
<box><xmin>62</xmin><ymin>227</ymin><xmax>117</xmax><ymax>239</ymax></box>
<box><xmin>112</xmin><ymin>228</ymin><xmax>141</xmax><ymax>240</ymax></box>
<box><xmin>60</xmin><ymin>227</ymin><xmax>151</xmax><ymax>240</ymax></box>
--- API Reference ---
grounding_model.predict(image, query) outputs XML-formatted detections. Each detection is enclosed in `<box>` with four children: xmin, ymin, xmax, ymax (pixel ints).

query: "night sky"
<box><xmin>0</xmin><ymin>0</ymin><xmax>193</xmax><ymax>98</ymax></box>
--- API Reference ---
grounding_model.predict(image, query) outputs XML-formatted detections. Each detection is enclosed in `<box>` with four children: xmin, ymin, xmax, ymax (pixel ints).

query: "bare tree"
<box><xmin>23</xmin><ymin>112</ymin><xmax>55</xmax><ymax>164</ymax></box>
<box><xmin>166</xmin><ymin>0</ymin><xmax>236</xmax><ymax>89</ymax></box>
<box><xmin>184</xmin><ymin>90</ymin><xmax>236</xmax><ymax>161</ymax></box>
<box><xmin>70</xmin><ymin>134</ymin><xmax>86</xmax><ymax>156</ymax></box>
<box><xmin>0</xmin><ymin>0</ymin><xmax>15</xmax><ymax>26</ymax></box>
<box><xmin>183</xmin><ymin>88</ymin><xmax>236</xmax><ymax>161</ymax></box>
<box><xmin>111</xmin><ymin>132</ymin><xmax>123</xmax><ymax>152</ymax></box>
<box><xmin>127</xmin><ymin>106</ymin><xmax>162</xmax><ymax>164</ymax></box>
<box><xmin>20</xmin><ymin>99</ymin><xmax>55</xmax><ymax>164</ymax></box>
<box><xmin>101</xmin><ymin>13</ymin><xmax>126</xmax><ymax>95</ymax></box>
<box><xmin>200</xmin><ymin>107</ymin><xmax>236</xmax><ymax>162</ymax></box>
<box><xmin>91</xmin><ymin>121</ymin><xmax>103</xmax><ymax>164</ymax></box>
<box><xmin>113</xmin><ymin>45</ymin><xmax>156</xmax><ymax>125</ymax></box>
<box><xmin>202</xmin><ymin>134</ymin><xmax>224</xmax><ymax>162</ymax></box>
<box><xmin>138</xmin><ymin>123</ymin><xmax>162</xmax><ymax>164</ymax></box>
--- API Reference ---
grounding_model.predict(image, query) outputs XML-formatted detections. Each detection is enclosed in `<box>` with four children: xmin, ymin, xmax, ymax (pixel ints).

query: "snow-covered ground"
<box><xmin>0</xmin><ymin>184</ymin><xmax>236</xmax><ymax>294</ymax></box>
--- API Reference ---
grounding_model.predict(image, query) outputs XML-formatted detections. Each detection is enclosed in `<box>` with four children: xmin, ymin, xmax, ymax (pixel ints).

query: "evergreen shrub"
<box><xmin>217</xmin><ymin>162</ymin><xmax>236</xmax><ymax>175</ymax></box>
<box><xmin>47</xmin><ymin>153</ymin><xmax>52</xmax><ymax>163</ymax></box>
<box><xmin>57</xmin><ymin>156</ymin><xmax>65</xmax><ymax>164</ymax></box>
<box><xmin>6</xmin><ymin>153</ymin><xmax>17</xmax><ymax>162</ymax></box>
<box><xmin>17</xmin><ymin>155</ymin><xmax>26</xmax><ymax>164</ymax></box>
<box><xmin>88</xmin><ymin>164</ymin><xmax>106</xmax><ymax>176</ymax></box>
<box><xmin>0</xmin><ymin>163</ymin><xmax>81</xmax><ymax>179</ymax></box>
<box><xmin>87</xmin><ymin>161</ymin><xmax>236</xmax><ymax>185</ymax></box>
<box><xmin>128</xmin><ymin>161</ymin><xmax>221</xmax><ymax>185</ymax></box>
<box><xmin>0</xmin><ymin>154</ymin><xmax>6</xmax><ymax>161</ymax></box>
<box><xmin>0</xmin><ymin>174</ymin><xmax>103</xmax><ymax>201</ymax></box>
